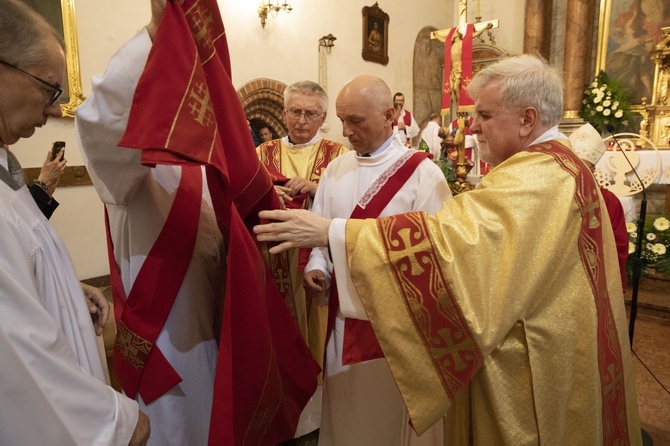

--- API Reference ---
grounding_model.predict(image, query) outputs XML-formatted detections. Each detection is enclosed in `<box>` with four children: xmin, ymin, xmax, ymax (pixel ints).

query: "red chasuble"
<box><xmin>117</xmin><ymin>1</ymin><xmax>318</xmax><ymax>444</ymax></box>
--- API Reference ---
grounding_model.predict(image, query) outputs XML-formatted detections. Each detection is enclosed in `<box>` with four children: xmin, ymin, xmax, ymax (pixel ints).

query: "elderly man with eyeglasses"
<box><xmin>256</xmin><ymin>80</ymin><xmax>347</xmax><ymax>443</ymax></box>
<box><xmin>0</xmin><ymin>0</ymin><xmax>150</xmax><ymax>445</ymax></box>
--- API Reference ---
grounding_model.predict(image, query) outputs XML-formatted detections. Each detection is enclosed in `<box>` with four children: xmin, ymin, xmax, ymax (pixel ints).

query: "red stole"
<box><xmin>259</xmin><ymin>139</ymin><xmax>342</xmax><ymax>317</ymax></box>
<box><xmin>105</xmin><ymin>166</ymin><xmax>202</xmax><ymax>403</ymax></box>
<box><xmin>330</xmin><ymin>151</ymin><xmax>431</xmax><ymax>366</ymax></box>
<box><xmin>527</xmin><ymin>140</ymin><xmax>631</xmax><ymax>445</ymax></box>
<box><xmin>117</xmin><ymin>1</ymin><xmax>318</xmax><ymax>444</ymax></box>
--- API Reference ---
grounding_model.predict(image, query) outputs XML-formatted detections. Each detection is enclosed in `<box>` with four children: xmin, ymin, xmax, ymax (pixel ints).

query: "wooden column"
<box><xmin>563</xmin><ymin>0</ymin><xmax>596</xmax><ymax>117</ymax></box>
<box><xmin>523</xmin><ymin>0</ymin><xmax>553</xmax><ymax>61</ymax></box>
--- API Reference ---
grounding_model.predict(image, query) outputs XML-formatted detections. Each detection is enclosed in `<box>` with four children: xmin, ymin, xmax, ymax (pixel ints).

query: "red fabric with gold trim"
<box><xmin>378</xmin><ymin>211</ymin><xmax>484</xmax><ymax>397</ymax></box>
<box><xmin>104</xmin><ymin>167</ymin><xmax>201</xmax><ymax>403</ymax></box>
<box><xmin>527</xmin><ymin>140</ymin><xmax>631</xmax><ymax>445</ymax></box>
<box><xmin>118</xmin><ymin>0</ymin><xmax>319</xmax><ymax>444</ymax></box>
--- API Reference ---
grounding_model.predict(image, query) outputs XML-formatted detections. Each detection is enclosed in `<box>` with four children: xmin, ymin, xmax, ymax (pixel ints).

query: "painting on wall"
<box><xmin>596</xmin><ymin>0</ymin><xmax>670</xmax><ymax>104</ymax></box>
<box><xmin>362</xmin><ymin>2</ymin><xmax>389</xmax><ymax>66</ymax></box>
<box><xmin>19</xmin><ymin>0</ymin><xmax>85</xmax><ymax>117</ymax></box>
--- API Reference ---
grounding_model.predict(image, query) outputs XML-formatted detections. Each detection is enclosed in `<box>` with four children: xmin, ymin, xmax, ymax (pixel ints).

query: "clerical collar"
<box><xmin>283</xmin><ymin>134</ymin><xmax>321</xmax><ymax>148</ymax></box>
<box><xmin>529</xmin><ymin>125</ymin><xmax>567</xmax><ymax>146</ymax></box>
<box><xmin>357</xmin><ymin>135</ymin><xmax>394</xmax><ymax>158</ymax></box>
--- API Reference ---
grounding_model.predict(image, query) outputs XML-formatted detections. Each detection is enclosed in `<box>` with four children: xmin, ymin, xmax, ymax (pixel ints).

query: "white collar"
<box><xmin>282</xmin><ymin>134</ymin><xmax>321</xmax><ymax>148</ymax></box>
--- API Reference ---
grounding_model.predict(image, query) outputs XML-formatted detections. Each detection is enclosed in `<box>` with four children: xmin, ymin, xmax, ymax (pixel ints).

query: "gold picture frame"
<box><xmin>595</xmin><ymin>0</ymin><xmax>670</xmax><ymax>105</ymax></box>
<box><xmin>362</xmin><ymin>2</ymin><xmax>389</xmax><ymax>66</ymax></box>
<box><xmin>20</xmin><ymin>0</ymin><xmax>85</xmax><ymax>117</ymax></box>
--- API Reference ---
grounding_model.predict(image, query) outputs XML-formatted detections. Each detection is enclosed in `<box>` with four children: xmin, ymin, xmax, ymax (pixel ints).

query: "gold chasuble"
<box><xmin>344</xmin><ymin>141</ymin><xmax>641</xmax><ymax>445</ymax></box>
<box><xmin>258</xmin><ymin>138</ymin><xmax>347</xmax><ymax>371</ymax></box>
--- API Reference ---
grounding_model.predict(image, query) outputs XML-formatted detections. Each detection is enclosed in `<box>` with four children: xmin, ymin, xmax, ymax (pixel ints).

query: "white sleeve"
<box><xmin>329</xmin><ymin>218</ymin><xmax>368</xmax><ymax>320</ymax></box>
<box><xmin>0</xmin><ymin>215</ymin><xmax>138</xmax><ymax>445</ymax></box>
<box><xmin>75</xmin><ymin>29</ymin><xmax>153</xmax><ymax>206</ymax></box>
<box><xmin>406</xmin><ymin>113</ymin><xmax>420</xmax><ymax>139</ymax></box>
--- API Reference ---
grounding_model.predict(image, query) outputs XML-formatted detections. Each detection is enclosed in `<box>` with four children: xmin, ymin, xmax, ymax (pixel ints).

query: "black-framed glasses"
<box><xmin>285</xmin><ymin>108</ymin><xmax>323</xmax><ymax>121</ymax></box>
<box><xmin>0</xmin><ymin>60</ymin><xmax>63</xmax><ymax>105</ymax></box>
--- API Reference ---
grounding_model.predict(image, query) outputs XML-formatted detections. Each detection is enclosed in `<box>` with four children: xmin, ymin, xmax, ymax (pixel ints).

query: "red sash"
<box><xmin>105</xmin><ymin>166</ymin><xmax>202</xmax><ymax>403</ymax></box>
<box><xmin>328</xmin><ymin>151</ymin><xmax>431</xmax><ymax>366</ymax></box>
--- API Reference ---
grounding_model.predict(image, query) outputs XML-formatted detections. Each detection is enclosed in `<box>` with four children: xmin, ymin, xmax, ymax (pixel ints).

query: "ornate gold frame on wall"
<box><xmin>59</xmin><ymin>0</ymin><xmax>85</xmax><ymax>117</ymax></box>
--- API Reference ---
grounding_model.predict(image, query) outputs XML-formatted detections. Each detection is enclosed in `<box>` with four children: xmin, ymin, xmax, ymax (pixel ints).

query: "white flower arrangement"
<box><xmin>579</xmin><ymin>71</ymin><xmax>632</xmax><ymax>134</ymax></box>
<box><xmin>627</xmin><ymin>216</ymin><xmax>670</xmax><ymax>277</ymax></box>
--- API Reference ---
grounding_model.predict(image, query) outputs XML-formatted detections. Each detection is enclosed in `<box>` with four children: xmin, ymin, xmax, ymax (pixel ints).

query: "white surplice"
<box><xmin>305</xmin><ymin>138</ymin><xmax>451</xmax><ymax>446</ymax></box>
<box><xmin>76</xmin><ymin>29</ymin><xmax>224</xmax><ymax>446</ymax></box>
<box><xmin>0</xmin><ymin>180</ymin><xmax>138</xmax><ymax>445</ymax></box>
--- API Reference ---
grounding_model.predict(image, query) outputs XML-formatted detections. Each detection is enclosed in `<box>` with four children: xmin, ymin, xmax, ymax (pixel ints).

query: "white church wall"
<box><xmin>11</xmin><ymin>0</ymin><xmax>522</xmax><ymax>279</ymax></box>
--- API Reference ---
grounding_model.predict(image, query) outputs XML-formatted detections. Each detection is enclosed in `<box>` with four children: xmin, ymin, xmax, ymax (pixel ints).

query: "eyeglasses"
<box><xmin>0</xmin><ymin>60</ymin><xmax>63</xmax><ymax>105</ymax></box>
<box><xmin>285</xmin><ymin>108</ymin><xmax>323</xmax><ymax>121</ymax></box>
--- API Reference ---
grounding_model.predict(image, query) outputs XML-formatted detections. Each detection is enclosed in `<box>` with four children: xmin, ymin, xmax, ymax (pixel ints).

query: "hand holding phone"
<box><xmin>51</xmin><ymin>141</ymin><xmax>66</xmax><ymax>161</ymax></box>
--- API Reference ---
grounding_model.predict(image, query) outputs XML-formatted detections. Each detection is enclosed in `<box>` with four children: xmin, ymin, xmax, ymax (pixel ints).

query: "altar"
<box><xmin>595</xmin><ymin>149</ymin><xmax>670</xmax><ymax>221</ymax></box>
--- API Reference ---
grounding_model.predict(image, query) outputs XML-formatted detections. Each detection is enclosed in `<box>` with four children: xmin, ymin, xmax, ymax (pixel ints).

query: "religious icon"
<box><xmin>362</xmin><ymin>2</ymin><xmax>389</xmax><ymax>65</ymax></box>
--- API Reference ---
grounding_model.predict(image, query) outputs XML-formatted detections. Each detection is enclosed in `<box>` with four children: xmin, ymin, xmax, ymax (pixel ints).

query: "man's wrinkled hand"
<box><xmin>284</xmin><ymin>177</ymin><xmax>318</xmax><ymax>198</ymax></box>
<box><xmin>304</xmin><ymin>269</ymin><xmax>326</xmax><ymax>298</ymax></box>
<box><xmin>254</xmin><ymin>209</ymin><xmax>331</xmax><ymax>254</ymax></box>
<box><xmin>80</xmin><ymin>283</ymin><xmax>110</xmax><ymax>336</ymax></box>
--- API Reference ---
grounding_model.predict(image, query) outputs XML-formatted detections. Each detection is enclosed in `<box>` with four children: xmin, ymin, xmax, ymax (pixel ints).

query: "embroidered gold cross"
<box><xmin>189</xmin><ymin>82</ymin><xmax>214</xmax><ymax>126</ymax></box>
<box><xmin>390</xmin><ymin>227</ymin><xmax>432</xmax><ymax>276</ymax></box>
<box><xmin>190</xmin><ymin>6</ymin><xmax>214</xmax><ymax>50</ymax></box>
<box><xmin>584</xmin><ymin>194</ymin><xmax>601</xmax><ymax>229</ymax></box>
<box><xmin>432</xmin><ymin>327</ymin><xmax>476</xmax><ymax>372</ymax></box>
<box><xmin>115</xmin><ymin>322</ymin><xmax>152</xmax><ymax>370</ymax></box>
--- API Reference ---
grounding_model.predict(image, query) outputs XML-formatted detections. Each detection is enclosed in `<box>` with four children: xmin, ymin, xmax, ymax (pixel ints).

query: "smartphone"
<box><xmin>51</xmin><ymin>141</ymin><xmax>66</xmax><ymax>161</ymax></box>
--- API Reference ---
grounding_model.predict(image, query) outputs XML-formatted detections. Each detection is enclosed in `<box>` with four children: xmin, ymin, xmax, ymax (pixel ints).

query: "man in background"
<box><xmin>419</xmin><ymin>112</ymin><xmax>442</xmax><ymax>159</ymax></box>
<box><xmin>259</xmin><ymin>125</ymin><xmax>274</xmax><ymax>142</ymax></box>
<box><xmin>392</xmin><ymin>92</ymin><xmax>419</xmax><ymax>147</ymax></box>
<box><xmin>256</xmin><ymin>80</ymin><xmax>348</xmax><ymax>440</ymax></box>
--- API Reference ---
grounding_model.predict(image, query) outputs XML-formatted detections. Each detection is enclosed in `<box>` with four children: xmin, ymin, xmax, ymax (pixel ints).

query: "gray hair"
<box><xmin>467</xmin><ymin>55</ymin><xmax>564</xmax><ymax>127</ymax></box>
<box><xmin>284</xmin><ymin>80</ymin><xmax>328</xmax><ymax>112</ymax></box>
<box><xmin>0</xmin><ymin>0</ymin><xmax>64</xmax><ymax>69</ymax></box>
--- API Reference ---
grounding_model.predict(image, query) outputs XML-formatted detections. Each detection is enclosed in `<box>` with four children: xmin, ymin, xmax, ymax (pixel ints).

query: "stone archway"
<box><xmin>412</xmin><ymin>26</ymin><xmax>444</xmax><ymax>146</ymax></box>
<box><xmin>237</xmin><ymin>78</ymin><xmax>287</xmax><ymax>141</ymax></box>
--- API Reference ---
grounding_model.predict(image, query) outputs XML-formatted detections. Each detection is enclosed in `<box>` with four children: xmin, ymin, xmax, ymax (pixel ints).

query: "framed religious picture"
<box><xmin>595</xmin><ymin>0</ymin><xmax>670</xmax><ymax>105</ymax></box>
<box><xmin>19</xmin><ymin>0</ymin><xmax>85</xmax><ymax>117</ymax></box>
<box><xmin>362</xmin><ymin>2</ymin><xmax>389</xmax><ymax>65</ymax></box>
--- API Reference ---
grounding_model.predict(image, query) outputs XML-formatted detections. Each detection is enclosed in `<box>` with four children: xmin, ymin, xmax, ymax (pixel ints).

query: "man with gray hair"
<box><xmin>256</xmin><ymin>80</ymin><xmax>347</xmax><ymax>440</ymax></box>
<box><xmin>0</xmin><ymin>0</ymin><xmax>148</xmax><ymax>444</ymax></box>
<box><xmin>254</xmin><ymin>55</ymin><xmax>642</xmax><ymax>444</ymax></box>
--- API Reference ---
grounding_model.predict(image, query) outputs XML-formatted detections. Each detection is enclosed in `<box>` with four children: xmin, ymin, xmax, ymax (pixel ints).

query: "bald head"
<box><xmin>336</xmin><ymin>75</ymin><xmax>395</xmax><ymax>154</ymax></box>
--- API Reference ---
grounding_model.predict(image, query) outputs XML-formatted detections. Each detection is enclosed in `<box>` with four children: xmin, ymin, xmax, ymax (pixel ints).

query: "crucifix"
<box><xmin>432</xmin><ymin>0</ymin><xmax>498</xmax><ymax>191</ymax></box>
<box><xmin>432</xmin><ymin>0</ymin><xmax>498</xmax><ymax>118</ymax></box>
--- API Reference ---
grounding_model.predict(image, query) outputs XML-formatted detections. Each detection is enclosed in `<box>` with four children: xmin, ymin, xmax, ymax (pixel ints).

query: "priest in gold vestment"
<box><xmin>254</xmin><ymin>55</ymin><xmax>642</xmax><ymax>445</ymax></box>
<box><xmin>256</xmin><ymin>80</ymin><xmax>347</xmax><ymax>437</ymax></box>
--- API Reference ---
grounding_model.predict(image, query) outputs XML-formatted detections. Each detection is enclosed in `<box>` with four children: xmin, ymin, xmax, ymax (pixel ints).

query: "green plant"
<box><xmin>579</xmin><ymin>71</ymin><xmax>633</xmax><ymax>134</ymax></box>
<box><xmin>626</xmin><ymin>216</ymin><xmax>670</xmax><ymax>278</ymax></box>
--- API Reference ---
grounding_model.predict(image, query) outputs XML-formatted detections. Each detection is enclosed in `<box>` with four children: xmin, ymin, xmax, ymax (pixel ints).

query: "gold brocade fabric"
<box><xmin>345</xmin><ymin>144</ymin><xmax>641</xmax><ymax>445</ymax></box>
<box><xmin>258</xmin><ymin>139</ymin><xmax>347</xmax><ymax>373</ymax></box>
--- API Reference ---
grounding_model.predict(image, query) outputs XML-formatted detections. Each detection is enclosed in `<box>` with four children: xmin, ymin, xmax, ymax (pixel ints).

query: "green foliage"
<box><xmin>579</xmin><ymin>71</ymin><xmax>633</xmax><ymax>134</ymax></box>
<box><xmin>626</xmin><ymin>216</ymin><xmax>670</xmax><ymax>278</ymax></box>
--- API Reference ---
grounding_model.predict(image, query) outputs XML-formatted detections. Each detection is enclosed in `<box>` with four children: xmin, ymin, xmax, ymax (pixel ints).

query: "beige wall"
<box><xmin>11</xmin><ymin>0</ymin><xmax>524</xmax><ymax>279</ymax></box>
